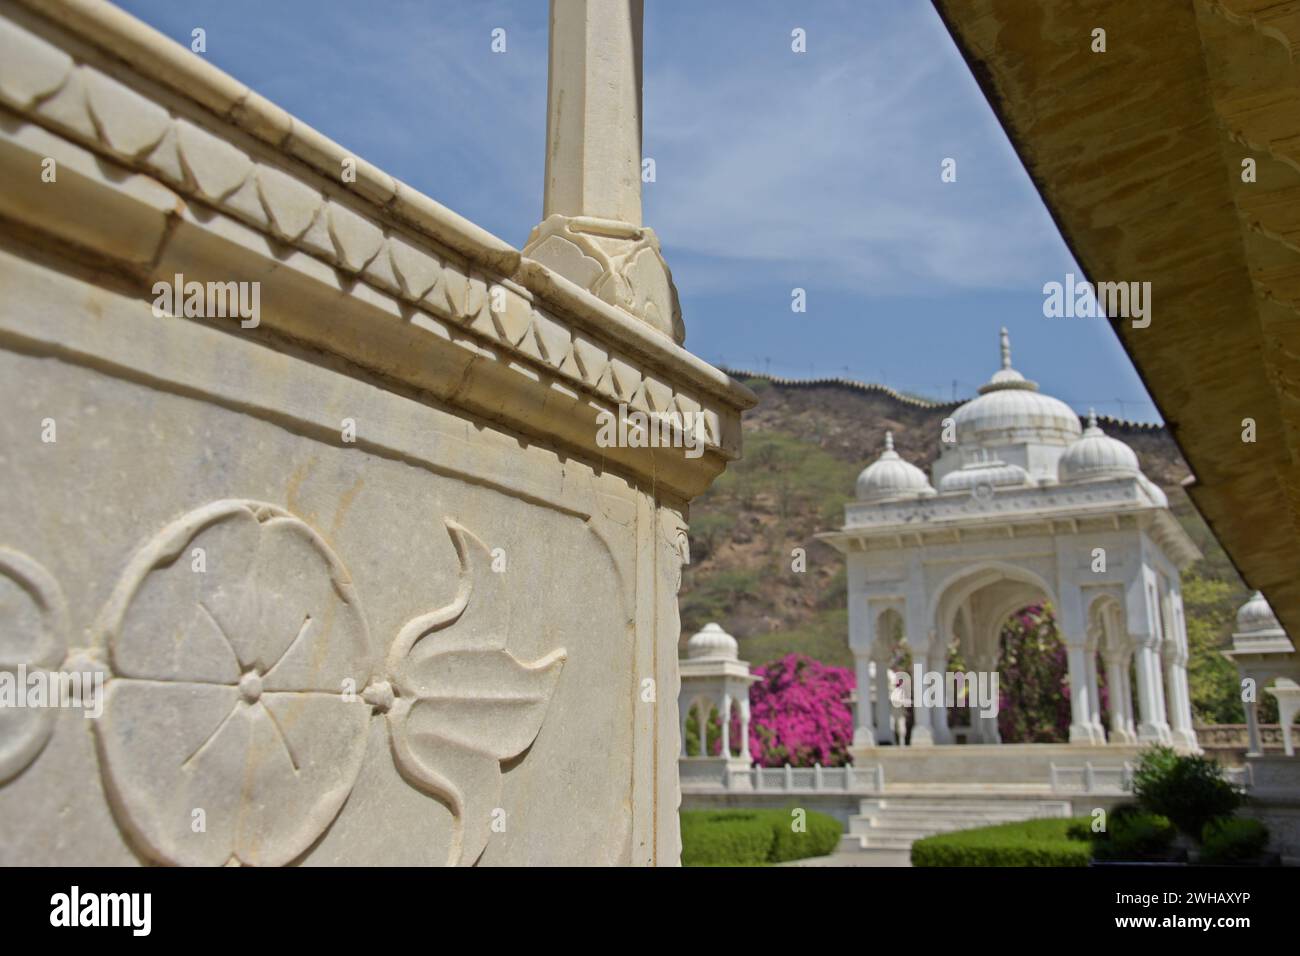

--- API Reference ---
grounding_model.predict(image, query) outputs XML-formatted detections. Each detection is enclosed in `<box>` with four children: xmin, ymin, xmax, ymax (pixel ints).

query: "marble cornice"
<box><xmin>0</xmin><ymin>0</ymin><xmax>752</xmax><ymax>500</ymax></box>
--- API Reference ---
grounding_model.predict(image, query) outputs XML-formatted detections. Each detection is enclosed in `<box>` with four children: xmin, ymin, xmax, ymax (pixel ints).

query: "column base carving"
<box><xmin>524</xmin><ymin>214</ymin><xmax>684</xmax><ymax>344</ymax></box>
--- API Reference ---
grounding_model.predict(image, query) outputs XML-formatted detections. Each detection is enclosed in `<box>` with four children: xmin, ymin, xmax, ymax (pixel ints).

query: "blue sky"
<box><xmin>117</xmin><ymin>0</ymin><xmax>1161</xmax><ymax>421</ymax></box>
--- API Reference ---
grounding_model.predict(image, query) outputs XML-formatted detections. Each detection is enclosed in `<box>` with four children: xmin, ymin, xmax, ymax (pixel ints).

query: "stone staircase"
<box><xmin>839</xmin><ymin>788</ymin><xmax>1073</xmax><ymax>854</ymax></box>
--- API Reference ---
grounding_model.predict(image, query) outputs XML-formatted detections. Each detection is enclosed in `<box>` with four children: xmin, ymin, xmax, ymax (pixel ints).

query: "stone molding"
<box><xmin>0</xmin><ymin>1</ymin><xmax>752</xmax><ymax>499</ymax></box>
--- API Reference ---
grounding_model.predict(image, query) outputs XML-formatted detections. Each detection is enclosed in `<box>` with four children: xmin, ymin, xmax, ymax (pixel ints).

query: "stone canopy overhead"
<box><xmin>930</xmin><ymin>0</ymin><xmax>1300</xmax><ymax>642</ymax></box>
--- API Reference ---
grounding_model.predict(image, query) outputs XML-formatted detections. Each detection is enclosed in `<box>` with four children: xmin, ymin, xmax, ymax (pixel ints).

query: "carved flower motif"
<box><xmin>0</xmin><ymin>549</ymin><xmax>68</xmax><ymax>783</ymax></box>
<box><xmin>94</xmin><ymin>501</ymin><xmax>566</xmax><ymax>867</ymax></box>
<box><xmin>95</xmin><ymin>501</ymin><xmax>374</xmax><ymax>866</ymax></box>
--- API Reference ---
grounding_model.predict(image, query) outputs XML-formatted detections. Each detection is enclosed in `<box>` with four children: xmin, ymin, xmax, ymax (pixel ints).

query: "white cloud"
<box><xmin>642</xmin><ymin>3</ymin><xmax>1073</xmax><ymax>296</ymax></box>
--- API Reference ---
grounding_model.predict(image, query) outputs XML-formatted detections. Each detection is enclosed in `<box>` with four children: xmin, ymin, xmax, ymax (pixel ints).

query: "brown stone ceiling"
<box><xmin>932</xmin><ymin>0</ymin><xmax>1300</xmax><ymax>633</ymax></box>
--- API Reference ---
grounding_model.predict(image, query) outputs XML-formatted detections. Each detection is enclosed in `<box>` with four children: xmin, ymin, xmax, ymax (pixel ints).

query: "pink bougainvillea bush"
<box><xmin>994</xmin><ymin>603</ymin><xmax>1106</xmax><ymax>743</ymax></box>
<box><xmin>746</xmin><ymin>653</ymin><xmax>855</xmax><ymax>767</ymax></box>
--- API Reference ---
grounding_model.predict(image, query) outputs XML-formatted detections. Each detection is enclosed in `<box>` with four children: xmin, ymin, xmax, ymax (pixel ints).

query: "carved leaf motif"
<box><xmin>386</xmin><ymin>519</ymin><xmax>565</xmax><ymax>866</ymax></box>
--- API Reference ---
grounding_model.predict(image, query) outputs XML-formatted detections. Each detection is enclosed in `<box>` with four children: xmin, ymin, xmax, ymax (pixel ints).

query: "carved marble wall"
<box><xmin>0</xmin><ymin>0</ymin><xmax>750</xmax><ymax>865</ymax></box>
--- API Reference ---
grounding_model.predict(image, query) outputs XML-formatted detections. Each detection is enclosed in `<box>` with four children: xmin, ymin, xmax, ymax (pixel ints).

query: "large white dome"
<box><xmin>951</xmin><ymin>328</ymin><xmax>1082</xmax><ymax>447</ymax></box>
<box><xmin>856</xmin><ymin>432</ymin><xmax>935</xmax><ymax>502</ymax></box>
<box><xmin>1058</xmin><ymin>411</ymin><xmax>1140</xmax><ymax>483</ymax></box>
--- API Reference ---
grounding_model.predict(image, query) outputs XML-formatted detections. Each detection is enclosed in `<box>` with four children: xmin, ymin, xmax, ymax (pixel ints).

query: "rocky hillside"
<box><xmin>680</xmin><ymin>372</ymin><xmax>1254</xmax><ymax>724</ymax></box>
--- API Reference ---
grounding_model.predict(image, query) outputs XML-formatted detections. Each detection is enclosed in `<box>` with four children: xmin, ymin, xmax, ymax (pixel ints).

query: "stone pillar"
<box><xmin>910</xmin><ymin>655</ymin><xmax>934</xmax><ymax>747</ymax></box>
<box><xmin>1164</xmin><ymin>649</ymin><xmax>1198</xmax><ymax>749</ymax></box>
<box><xmin>1267</xmin><ymin>682</ymin><xmax>1300</xmax><ymax>757</ymax></box>
<box><xmin>1163</xmin><ymin>597</ymin><xmax>1199</xmax><ymax>751</ymax></box>
<box><xmin>1085</xmin><ymin>652</ymin><xmax>1106</xmax><ymax>742</ymax></box>
<box><xmin>975</xmin><ymin>652</ymin><xmax>1000</xmax><ymax>744</ymax></box>
<box><xmin>720</xmin><ymin>692</ymin><xmax>732</xmax><ymax>757</ymax></box>
<box><xmin>1121</xmin><ymin>654</ymin><xmax>1139</xmax><ymax>741</ymax></box>
<box><xmin>1244</xmin><ymin>697</ymin><xmax>1262</xmax><ymax>757</ymax></box>
<box><xmin>524</xmin><ymin>0</ymin><xmax>683</xmax><ymax>342</ymax></box>
<box><xmin>1066</xmin><ymin>643</ymin><xmax>1098</xmax><ymax>744</ymax></box>
<box><xmin>1104</xmin><ymin>652</ymin><xmax>1135</xmax><ymax>744</ymax></box>
<box><xmin>1152</xmin><ymin>644</ymin><xmax>1170</xmax><ymax>736</ymax></box>
<box><xmin>1133</xmin><ymin>636</ymin><xmax>1172</xmax><ymax>744</ymax></box>
<box><xmin>932</xmin><ymin>679</ymin><xmax>951</xmax><ymax>745</ymax></box>
<box><xmin>874</xmin><ymin>661</ymin><xmax>895</xmax><ymax>745</ymax></box>
<box><xmin>695</xmin><ymin>698</ymin><xmax>710</xmax><ymax>757</ymax></box>
<box><xmin>739</xmin><ymin>697</ymin><xmax>752</xmax><ymax>762</ymax></box>
<box><xmin>853</xmin><ymin>653</ymin><xmax>875</xmax><ymax>746</ymax></box>
<box><xmin>542</xmin><ymin>0</ymin><xmax>643</xmax><ymax>225</ymax></box>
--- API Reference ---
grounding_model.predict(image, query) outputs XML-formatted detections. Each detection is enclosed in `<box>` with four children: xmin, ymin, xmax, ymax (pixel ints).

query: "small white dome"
<box><xmin>855</xmin><ymin>432</ymin><xmax>935</xmax><ymax>502</ymax></box>
<box><xmin>950</xmin><ymin>329</ymin><xmax>1083</xmax><ymax>447</ymax></box>
<box><xmin>1058</xmin><ymin>411</ymin><xmax>1140</xmax><ymax>483</ymax></box>
<box><xmin>937</xmin><ymin>456</ymin><xmax>1030</xmax><ymax>494</ymax></box>
<box><xmin>1237</xmin><ymin>591</ymin><xmax>1282</xmax><ymax>635</ymax></box>
<box><xmin>687</xmin><ymin>622</ymin><xmax>739</xmax><ymax>660</ymax></box>
<box><xmin>1138</xmin><ymin>474</ymin><xmax>1169</xmax><ymax>508</ymax></box>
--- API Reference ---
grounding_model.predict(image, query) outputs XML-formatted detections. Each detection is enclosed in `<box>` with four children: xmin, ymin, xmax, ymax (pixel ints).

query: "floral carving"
<box><xmin>94</xmin><ymin>501</ymin><xmax>374</xmax><ymax>866</ymax></box>
<box><xmin>385</xmin><ymin>519</ymin><xmax>566</xmax><ymax>866</ymax></box>
<box><xmin>0</xmin><ymin>548</ymin><xmax>68</xmax><ymax>783</ymax></box>
<box><xmin>92</xmin><ymin>501</ymin><xmax>565</xmax><ymax>866</ymax></box>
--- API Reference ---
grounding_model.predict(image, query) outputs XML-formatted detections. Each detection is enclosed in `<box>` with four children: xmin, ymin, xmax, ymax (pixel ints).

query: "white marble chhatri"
<box><xmin>822</xmin><ymin>330</ymin><xmax>1201</xmax><ymax>752</ymax></box>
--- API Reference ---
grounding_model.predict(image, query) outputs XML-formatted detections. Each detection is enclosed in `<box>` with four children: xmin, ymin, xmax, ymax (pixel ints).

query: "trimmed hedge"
<box><xmin>1200</xmin><ymin>817</ymin><xmax>1270</xmax><ymax>864</ymax></box>
<box><xmin>680</xmin><ymin>809</ymin><xmax>842</xmax><ymax>866</ymax></box>
<box><xmin>911</xmin><ymin>817</ymin><xmax>1092</xmax><ymax>867</ymax></box>
<box><xmin>1090</xmin><ymin>809</ymin><xmax>1177</xmax><ymax>862</ymax></box>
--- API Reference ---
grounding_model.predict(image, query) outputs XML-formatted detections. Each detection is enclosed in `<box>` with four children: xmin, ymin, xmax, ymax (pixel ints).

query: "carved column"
<box><xmin>1085</xmin><ymin>652</ymin><xmax>1106</xmax><ymax>742</ymax></box>
<box><xmin>720</xmin><ymin>691</ymin><xmax>732</xmax><ymax>757</ymax></box>
<box><xmin>874</xmin><ymin>660</ymin><xmax>895</xmax><ymax>745</ymax></box>
<box><xmin>1066</xmin><ymin>642</ymin><xmax>1098</xmax><ymax>744</ymax></box>
<box><xmin>1104</xmin><ymin>651</ymin><xmax>1134</xmax><ymax>743</ymax></box>
<box><xmin>1133</xmin><ymin>634</ymin><xmax>1172</xmax><ymax>743</ymax></box>
<box><xmin>524</xmin><ymin>0</ymin><xmax>683</xmax><ymax>342</ymax></box>
<box><xmin>1244</xmin><ymin>697</ymin><xmax>1262</xmax><ymax>757</ymax></box>
<box><xmin>853</xmin><ymin>652</ymin><xmax>875</xmax><ymax>746</ymax></box>
<box><xmin>739</xmin><ymin>696</ymin><xmax>752</xmax><ymax>762</ymax></box>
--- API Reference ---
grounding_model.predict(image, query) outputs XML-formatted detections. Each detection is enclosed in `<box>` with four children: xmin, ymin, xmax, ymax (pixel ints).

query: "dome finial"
<box><xmin>1000</xmin><ymin>327</ymin><xmax>1012</xmax><ymax>370</ymax></box>
<box><xmin>1088</xmin><ymin>408</ymin><xmax>1098</xmax><ymax>428</ymax></box>
<box><xmin>884</xmin><ymin>430</ymin><xmax>895</xmax><ymax>452</ymax></box>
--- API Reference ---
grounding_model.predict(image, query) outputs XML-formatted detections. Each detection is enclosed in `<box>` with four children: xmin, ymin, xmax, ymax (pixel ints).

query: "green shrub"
<box><xmin>1091</xmin><ymin>810</ymin><xmax>1177</xmax><ymax>861</ymax></box>
<box><xmin>911</xmin><ymin>817</ymin><xmax>1091</xmax><ymax>867</ymax></box>
<box><xmin>1130</xmin><ymin>746</ymin><xmax>1241</xmax><ymax>838</ymax></box>
<box><xmin>680</xmin><ymin>812</ymin><xmax>773</xmax><ymax>866</ymax></box>
<box><xmin>1199</xmin><ymin>817</ymin><xmax>1270</xmax><ymax>864</ymax></box>
<box><xmin>1065</xmin><ymin>821</ymin><xmax>1092</xmax><ymax>842</ymax></box>
<box><xmin>769</xmin><ymin>809</ymin><xmax>842</xmax><ymax>862</ymax></box>
<box><xmin>680</xmin><ymin>809</ymin><xmax>842</xmax><ymax>866</ymax></box>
